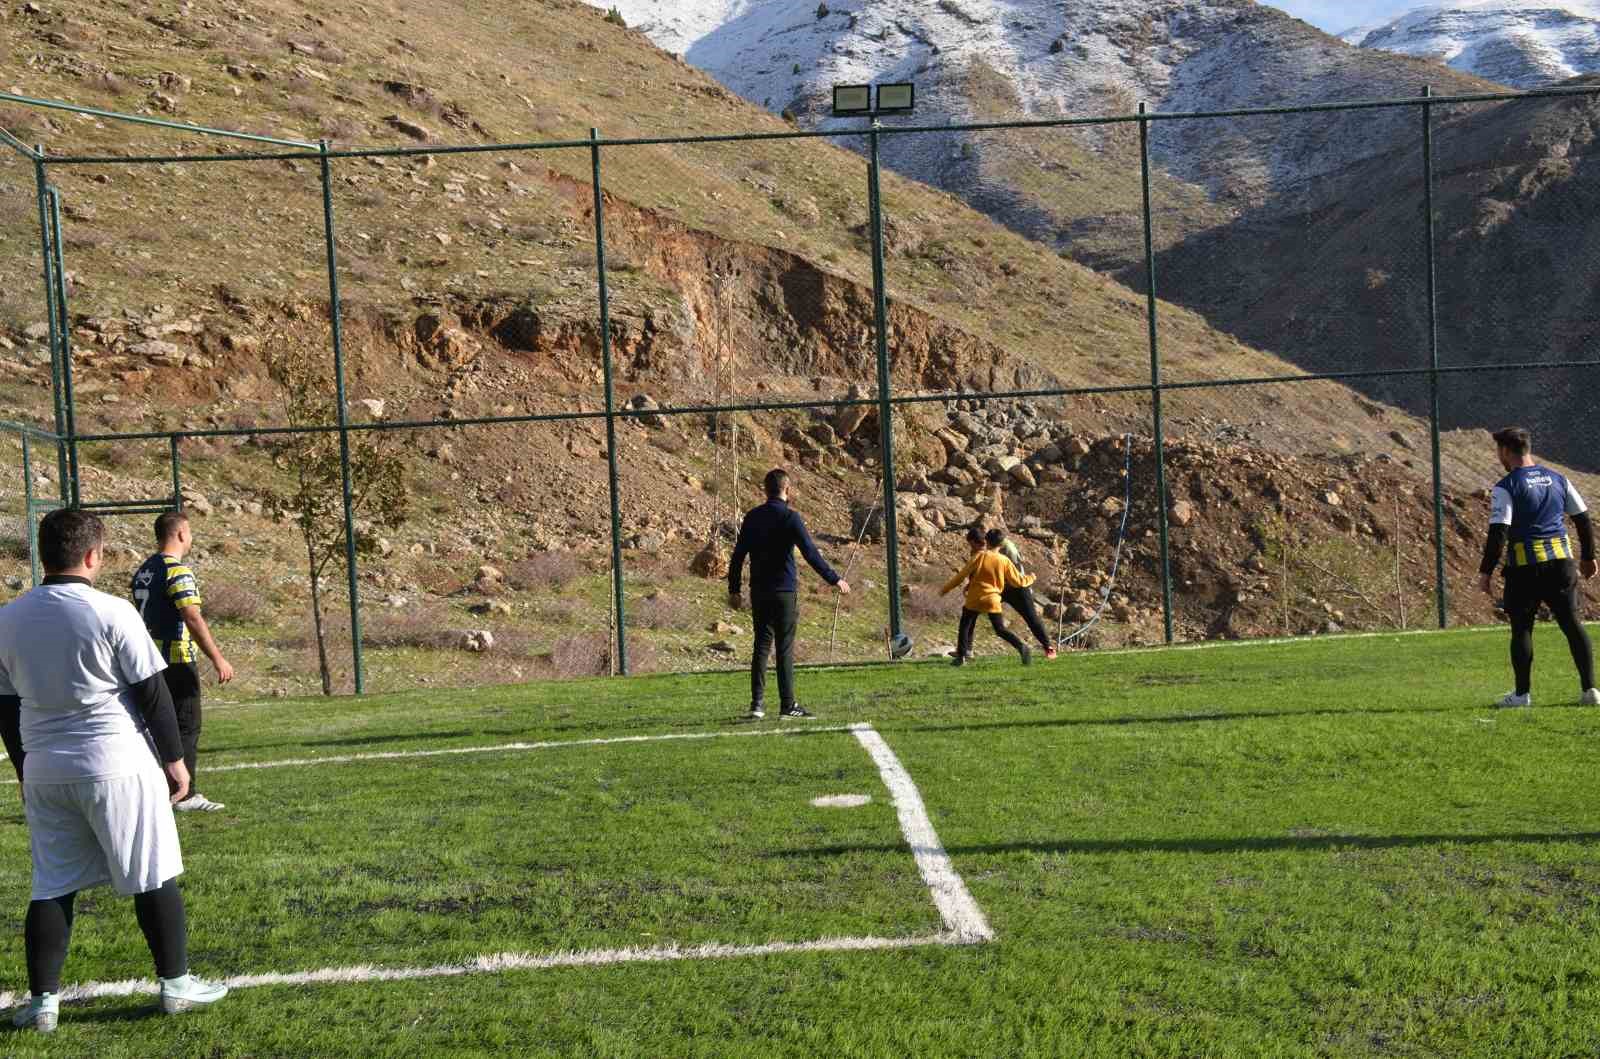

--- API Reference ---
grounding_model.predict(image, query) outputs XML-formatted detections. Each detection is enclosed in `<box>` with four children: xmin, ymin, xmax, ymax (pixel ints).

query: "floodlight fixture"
<box><xmin>833</xmin><ymin>84</ymin><xmax>873</xmax><ymax>116</ymax></box>
<box><xmin>874</xmin><ymin>82</ymin><xmax>915</xmax><ymax>114</ymax></box>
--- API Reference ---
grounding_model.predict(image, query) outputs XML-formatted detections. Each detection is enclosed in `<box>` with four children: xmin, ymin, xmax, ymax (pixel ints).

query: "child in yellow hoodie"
<box><xmin>941</xmin><ymin>526</ymin><xmax>1034</xmax><ymax>666</ymax></box>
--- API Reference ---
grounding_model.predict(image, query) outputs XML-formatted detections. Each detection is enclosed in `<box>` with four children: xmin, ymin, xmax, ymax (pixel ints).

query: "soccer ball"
<box><xmin>889</xmin><ymin>632</ymin><xmax>914</xmax><ymax>659</ymax></box>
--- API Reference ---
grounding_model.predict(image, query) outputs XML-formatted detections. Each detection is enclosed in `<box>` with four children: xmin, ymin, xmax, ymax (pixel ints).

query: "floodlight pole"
<box><xmin>46</xmin><ymin>188</ymin><xmax>80</xmax><ymax>507</ymax></box>
<box><xmin>866</xmin><ymin>123</ymin><xmax>905</xmax><ymax>646</ymax></box>
<box><xmin>1139</xmin><ymin>102</ymin><xmax>1175</xmax><ymax>645</ymax></box>
<box><xmin>31</xmin><ymin>153</ymin><xmax>68</xmax><ymax>501</ymax></box>
<box><xmin>1422</xmin><ymin>86</ymin><xmax>1448</xmax><ymax>630</ymax></box>
<box><xmin>170</xmin><ymin>435</ymin><xmax>183</xmax><ymax>510</ymax></box>
<box><xmin>21</xmin><ymin>433</ymin><xmax>38</xmax><ymax>586</ymax></box>
<box><xmin>591</xmin><ymin>129</ymin><xmax>629</xmax><ymax>676</ymax></box>
<box><xmin>318</xmin><ymin>141</ymin><xmax>366</xmax><ymax>694</ymax></box>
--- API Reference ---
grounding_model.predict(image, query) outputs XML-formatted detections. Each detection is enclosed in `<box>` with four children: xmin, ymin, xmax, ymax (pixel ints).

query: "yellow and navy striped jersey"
<box><xmin>131</xmin><ymin>554</ymin><xmax>203</xmax><ymax>664</ymax></box>
<box><xmin>1491</xmin><ymin>466</ymin><xmax>1588</xmax><ymax>568</ymax></box>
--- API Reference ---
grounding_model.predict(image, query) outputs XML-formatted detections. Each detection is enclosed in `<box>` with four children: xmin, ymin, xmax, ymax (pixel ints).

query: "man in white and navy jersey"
<box><xmin>0</xmin><ymin>509</ymin><xmax>227</xmax><ymax>1033</ymax></box>
<box><xmin>1478</xmin><ymin>427</ymin><xmax>1599</xmax><ymax>708</ymax></box>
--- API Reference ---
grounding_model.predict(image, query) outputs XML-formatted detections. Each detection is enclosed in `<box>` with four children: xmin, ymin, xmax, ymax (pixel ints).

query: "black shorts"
<box><xmin>162</xmin><ymin>660</ymin><xmax>202</xmax><ymax>712</ymax></box>
<box><xmin>1504</xmin><ymin>559</ymin><xmax>1581</xmax><ymax>625</ymax></box>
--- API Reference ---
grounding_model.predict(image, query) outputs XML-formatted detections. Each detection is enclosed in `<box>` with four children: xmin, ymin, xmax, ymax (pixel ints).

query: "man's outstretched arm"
<box><xmin>792</xmin><ymin>513</ymin><xmax>843</xmax><ymax>587</ymax></box>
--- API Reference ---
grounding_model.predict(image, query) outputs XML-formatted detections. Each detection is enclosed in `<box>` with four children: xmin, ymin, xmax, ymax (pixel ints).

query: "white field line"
<box><xmin>851</xmin><ymin>724</ymin><xmax>994</xmax><ymax>943</ymax></box>
<box><xmin>0</xmin><ymin>722</ymin><xmax>994</xmax><ymax>1009</ymax></box>
<box><xmin>0</xmin><ymin>933</ymin><xmax>978</xmax><ymax>1010</ymax></box>
<box><xmin>1</xmin><ymin>724</ymin><xmax>859</xmax><ymax>782</ymax></box>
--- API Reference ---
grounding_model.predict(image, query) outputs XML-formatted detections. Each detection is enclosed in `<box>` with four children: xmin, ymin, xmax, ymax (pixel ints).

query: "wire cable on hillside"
<box><xmin>829</xmin><ymin>498</ymin><xmax>882</xmax><ymax>663</ymax></box>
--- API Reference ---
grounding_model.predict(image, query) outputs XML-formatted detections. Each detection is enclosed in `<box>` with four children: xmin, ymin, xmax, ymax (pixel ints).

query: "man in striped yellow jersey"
<box><xmin>132</xmin><ymin>511</ymin><xmax>235</xmax><ymax>812</ymax></box>
<box><xmin>1478</xmin><ymin>428</ymin><xmax>1598</xmax><ymax>709</ymax></box>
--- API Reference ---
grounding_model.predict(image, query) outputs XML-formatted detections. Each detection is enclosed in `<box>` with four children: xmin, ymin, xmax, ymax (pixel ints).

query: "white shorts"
<box><xmin>24</xmin><ymin>770</ymin><xmax>184</xmax><ymax>900</ymax></box>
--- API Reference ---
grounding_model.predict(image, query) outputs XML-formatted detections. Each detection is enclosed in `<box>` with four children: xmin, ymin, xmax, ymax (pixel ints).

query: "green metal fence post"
<box><xmin>1139</xmin><ymin>103</ymin><xmax>1176</xmax><ymax>644</ymax></box>
<box><xmin>169</xmin><ymin>434</ymin><xmax>183</xmax><ymax>509</ymax></box>
<box><xmin>867</xmin><ymin>125</ymin><xmax>904</xmax><ymax>646</ymax></box>
<box><xmin>1422</xmin><ymin>86</ymin><xmax>1449</xmax><ymax>629</ymax></box>
<box><xmin>590</xmin><ymin>129</ymin><xmax>629</xmax><ymax>676</ymax></box>
<box><xmin>318</xmin><ymin>141</ymin><xmax>365</xmax><ymax>694</ymax></box>
<box><xmin>31</xmin><ymin>153</ymin><xmax>67</xmax><ymax>499</ymax></box>
<box><xmin>46</xmin><ymin>188</ymin><xmax>80</xmax><ymax>507</ymax></box>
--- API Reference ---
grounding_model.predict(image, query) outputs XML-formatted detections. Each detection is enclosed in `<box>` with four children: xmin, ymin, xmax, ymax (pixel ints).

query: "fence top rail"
<box><xmin>20</xmin><ymin>82</ymin><xmax>1600</xmax><ymax>169</ymax></box>
<box><xmin>0</xmin><ymin>125</ymin><xmax>40</xmax><ymax>160</ymax></box>
<box><xmin>0</xmin><ymin>420</ymin><xmax>63</xmax><ymax>443</ymax></box>
<box><xmin>61</xmin><ymin>357</ymin><xmax>1600</xmax><ymax>447</ymax></box>
<box><xmin>0</xmin><ymin>90</ymin><xmax>318</xmax><ymax>150</ymax></box>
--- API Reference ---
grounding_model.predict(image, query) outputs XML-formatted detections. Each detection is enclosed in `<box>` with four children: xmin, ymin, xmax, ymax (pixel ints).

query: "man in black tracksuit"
<box><xmin>1478</xmin><ymin>427</ymin><xmax>1598</xmax><ymax>708</ymax></box>
<box><xmin>728</xmin><ymin>469</ymin><xmax>850</xmax><ymax>720</ymax></box>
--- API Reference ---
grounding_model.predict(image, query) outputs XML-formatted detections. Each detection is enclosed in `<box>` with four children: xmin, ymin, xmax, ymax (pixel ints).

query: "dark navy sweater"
<box><xmin>728</xmin><ymin>499</ymin><xmax>840</xmax><ymax>595</ymax></box>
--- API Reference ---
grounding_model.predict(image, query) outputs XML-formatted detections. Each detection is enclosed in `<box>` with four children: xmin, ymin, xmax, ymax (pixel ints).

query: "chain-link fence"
<box><xmin>3</xmin><ymin>82</ymin><xmax>1598</xmax><ymax>695</ymax></box>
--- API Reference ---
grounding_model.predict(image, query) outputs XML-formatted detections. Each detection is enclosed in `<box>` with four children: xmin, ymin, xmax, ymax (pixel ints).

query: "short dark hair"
<box><xmin>1493</xmin><ymin>427</ymin><xmax>1531</xmax><ymax>457</ymax></box>
<box><xmin>985</xmin><ymin>528</ymin><xmax>1006</xmax><ymax>548</ymax></box>
<box><xmin>38</xmin><ymin>508</ymin><xmax>104</xmax><ymax>573</ymax></box>
<box><xmin>154</xmin><ymin>509</ymin><xmax>188</xmax><ymax>544</ymax></box>
<box><xmin>966</xmin><ymin>526</ymin><xmax>986</xmax><ymax>545</ymax></box>
<box><xmin>764</xmin><ymin>468</ymin><xmax>790</xmax><ymax>500</ymax></box>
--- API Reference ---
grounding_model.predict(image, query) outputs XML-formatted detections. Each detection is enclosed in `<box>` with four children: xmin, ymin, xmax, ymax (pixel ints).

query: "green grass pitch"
<box><xmin>3</xmin><ymin>624</ymin><xmax>1599</xmax><ymax>1057</ymax></box>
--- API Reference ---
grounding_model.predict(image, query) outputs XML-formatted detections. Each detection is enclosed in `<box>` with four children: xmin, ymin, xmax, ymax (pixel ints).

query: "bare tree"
<box><xmin>264</xmin><ymin>325</ymin><xmax>408</xmax><ymax>694</ymax></box>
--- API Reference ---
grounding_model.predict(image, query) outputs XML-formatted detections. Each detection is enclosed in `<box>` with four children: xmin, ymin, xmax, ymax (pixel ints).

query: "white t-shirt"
<box><xmin>0</xmin><ymin>580</ymin><xmax>167</xmax><ymax>783</ymax></box>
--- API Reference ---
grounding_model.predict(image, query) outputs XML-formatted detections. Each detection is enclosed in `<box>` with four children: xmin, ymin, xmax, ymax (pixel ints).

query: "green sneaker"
<box><xmin>11</xmin><ymin>992</ymin><xmax>58</xmax><ymax>1033</ymax></box>
<box><xmin>159</xmin><ymin>973</ymin><xmax>229</xmax><ymax>1014</ymax></box>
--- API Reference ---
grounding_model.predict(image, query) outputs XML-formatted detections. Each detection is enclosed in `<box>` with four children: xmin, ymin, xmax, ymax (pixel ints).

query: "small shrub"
<box><xmin>362</xmin><ymin>605</ymin><xmax>461</xmax><ymax>650</ymax></box>
<box><xmin>201</xmin><ymin>581</ymin><xmax>267</xmax><ymax>624</ymax></box>
<box><xmin>550</xmin><ymin>632</ymin><xmax>613</xmax><ymax>678</ymax></box>
<box><xmin>93</xmin><ymin>71</ymin><xmax>128</xmax><ymax>97</ymax></box>
<box><xmin>320</xmin><ymin>113</ymin><xmax>365</xmax><ymax>143</ymax></box>
<box><xmin>604</xmin><ymin>7</ymin><xmax>627</xmax><ymax>27</ymax></box>
<box><xmin>0</xmin><ymin>535</ymin><xmax>31</xmax><ymax>562</ymax></box>
<box><xmin>505</xmin><ymin>551</ymin><xmax>583</xmax><ymax>592</ymax></box>
<box><xmin>904</xmin><ymin>584</ymin><xmax>951</xmax><ymax>622</ymax></box>
<box><xmin>633</xmin><ymin>592</ymin><xmax>690</xmax><ymax>631</ymax></box>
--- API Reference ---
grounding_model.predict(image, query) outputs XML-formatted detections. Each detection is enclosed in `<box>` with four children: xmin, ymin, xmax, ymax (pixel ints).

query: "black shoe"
<box><xmin>1020</xmin><ymin>646</ymin><xmax>1032</xmax><ymax>666</ymax></box>
<box><xmin>779</xmin><ymin>704</ymin><xmax>814</xmax><ymax>719</ymax></box>
<box><xmin>951</xmin><ymin>655</ymin><xmax>965</xmax><ymax>667</ymax></box>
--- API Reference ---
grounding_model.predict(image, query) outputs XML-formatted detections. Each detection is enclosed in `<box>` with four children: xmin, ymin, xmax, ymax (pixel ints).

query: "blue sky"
<box><xmin>1269</xmin><ymin>1</ymin><xmax>1413</xmax><ymax>33</ymax></box>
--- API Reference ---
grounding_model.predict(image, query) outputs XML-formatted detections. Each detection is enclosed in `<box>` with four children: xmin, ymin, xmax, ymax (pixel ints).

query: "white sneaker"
<box><xmin>174</xmin><ymin>793</ymin><xmax>225</xmax><ymax>812</ymax></box>
<box><xmin>11</xmin><ymin>993</ymin><xmax>58</xmax><ymax>1033</ymax></box>
<box><xmin>1494</xmin><ymin>692</ymin><xmax>1532</xmax><ymax>709</ymax></box>
<box><xmin>1581</xmin><ymin>688</ymin><xmax>1600</xmax><ymax>706</ymax></box>
<box><xmin>159</xmin><ymin>973</ymin><xmax>229</xmax><ymax>1014</ymax></box>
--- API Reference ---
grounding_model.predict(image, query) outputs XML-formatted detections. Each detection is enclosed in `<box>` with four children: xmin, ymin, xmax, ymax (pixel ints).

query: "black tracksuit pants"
<box><xmin>1504</xmin><ymin>559</ymin><xmax>1595</xmax><ymax>695</ymax></box>
<box><xmin>751</xmin><ymin>592</ymin><xmax>799</xmax><ymax>709</ymax></box>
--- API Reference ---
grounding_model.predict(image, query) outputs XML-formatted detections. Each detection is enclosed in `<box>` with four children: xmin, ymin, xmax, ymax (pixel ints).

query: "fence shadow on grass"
<box><xmin>883</xmin><ymin>702</ymin><xmax>1482</xmax><ymax>737</ymax></box>
<box><xmin>774</xmin><ymin>831</ymin><xmax>1600</xmax><ymax>860</ymax></box>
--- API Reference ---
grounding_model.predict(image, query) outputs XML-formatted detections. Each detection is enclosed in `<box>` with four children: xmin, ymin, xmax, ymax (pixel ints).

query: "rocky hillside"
<box><xmin>1346</xmin><ymin>2</ymin><xmax>1600</xmax><ymax>87</ymax></box>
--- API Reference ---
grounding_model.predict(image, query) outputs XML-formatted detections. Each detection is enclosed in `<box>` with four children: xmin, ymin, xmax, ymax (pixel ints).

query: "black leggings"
<box><xmin>1505</xmin><ymin>560</ymin><xmax>1595</xmax><ymax>696</ymax></box>
<box><xmin>1001</xmin><ymin>586</ymin><xmax>1052</xmax><ymax>650</ymax></box>
<box><xmin>957</xmin><ymin>608</ymin><xmax>1028</xmax><ymax>659</ymax></box>
<box><xmin>25</xmin><ymin>879</ymin><xmax>188</xmax><ymax>994</ymax></box>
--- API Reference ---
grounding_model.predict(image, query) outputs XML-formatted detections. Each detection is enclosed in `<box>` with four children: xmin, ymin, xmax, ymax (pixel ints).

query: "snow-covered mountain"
<box><xmin>1343</xmin><ymin>2</ymin><xmax>1600</xmax><ymax>87</ymax></box>
<box><xmin>588</xmin><ymin>1</ymin><xmax>1487</xmax><ymax>220</ymax></box>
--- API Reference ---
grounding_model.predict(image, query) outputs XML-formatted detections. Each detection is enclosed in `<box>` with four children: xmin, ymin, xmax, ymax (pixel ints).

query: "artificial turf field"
<box><xmin>3</xmin><ymin>625</ymin><xmax>1600</xmax><ymax>1057</ymax></box>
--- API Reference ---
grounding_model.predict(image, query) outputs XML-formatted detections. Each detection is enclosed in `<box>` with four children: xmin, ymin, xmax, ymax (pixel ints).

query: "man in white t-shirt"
<box><xmin>0</xmin><ymin>509</ymin><xmax>228</xmax><ymax>1033</ymax></box>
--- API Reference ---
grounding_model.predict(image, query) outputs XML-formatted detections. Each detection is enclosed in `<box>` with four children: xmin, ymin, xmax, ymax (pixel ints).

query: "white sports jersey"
<box><xmin>0</xmin><ymin>579</ymin><xmax>167</xmax><ymax>783</ymax></box>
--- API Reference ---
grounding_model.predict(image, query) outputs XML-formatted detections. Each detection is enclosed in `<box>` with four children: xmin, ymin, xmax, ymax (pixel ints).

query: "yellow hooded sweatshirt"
<box><xmin>940</xmin><ymin>549</ymin><xmax>1035</xmax><ymax>614</ymax></box>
